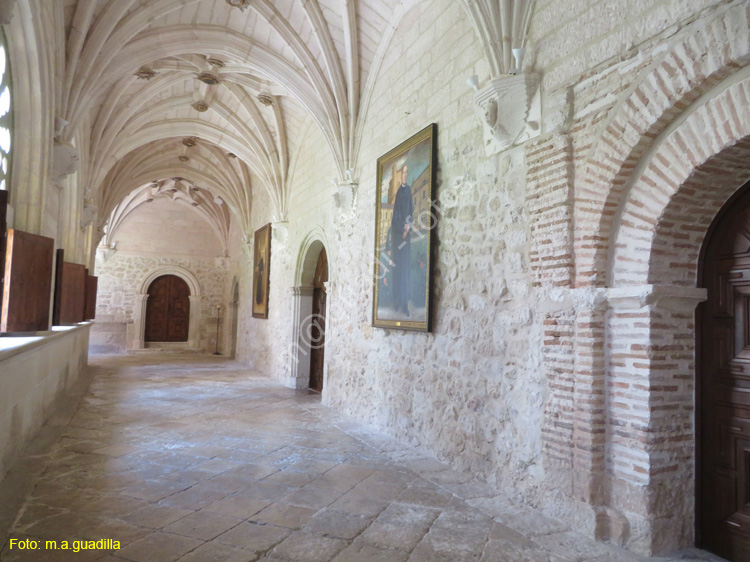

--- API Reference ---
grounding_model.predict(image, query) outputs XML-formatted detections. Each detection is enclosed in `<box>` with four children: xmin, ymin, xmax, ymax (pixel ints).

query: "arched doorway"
<box><xmin>145</xmin><ymin>275</ymin><xmax>190</xmax><ymax>343</ymax></box>
<box><xmin>698</xmin><ymin>180</ymin><xmax>750</xmax><ymax>560</ymax></box>
<box><xmin>309</xmin><ymin>248</ymin><xmax>328</xmax><ymax>392</ymax></box>
<box><xmin>230</xmin><ymin>280</ymin><xmax>240</xmax><ymax>358</ymax></box>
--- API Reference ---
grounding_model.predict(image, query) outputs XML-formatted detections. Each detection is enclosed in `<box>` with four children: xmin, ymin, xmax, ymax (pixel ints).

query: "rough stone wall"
<box><xmin>224</xmin><ymin>0</ymin><xmax>750</xmax><ymax>556</ymax></box>
<box><xmin>92</xmin><ymin>199</ymin><xmax>227</xmax><ymax>353</ymax></box>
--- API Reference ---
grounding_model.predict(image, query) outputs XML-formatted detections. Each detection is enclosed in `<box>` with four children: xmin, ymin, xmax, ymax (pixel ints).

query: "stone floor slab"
<box><xmin>0</xmin><ymin>354</ymin><xmax>732</xmax><ymax>562</ymax></box>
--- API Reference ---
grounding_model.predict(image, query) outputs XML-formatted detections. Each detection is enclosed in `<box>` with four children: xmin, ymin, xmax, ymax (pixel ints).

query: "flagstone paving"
<box><xmin>0</xmin><ymin>354</ymin><xmax>728</xmax><ymax>561</ymax></box>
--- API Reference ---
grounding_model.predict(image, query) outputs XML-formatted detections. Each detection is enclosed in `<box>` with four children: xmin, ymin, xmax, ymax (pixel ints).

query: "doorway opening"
<box><xmin>230</xmin><ymin>280</ymin><xmax>240</xmax><ymax>358</ymax></box>
<box><xmin>309</xmin><ymin>248</ymin><xmax>328</xmax><ymax>392</ymax></box>
<box><xmin>698</xmin><ymin>180</ymin><xmax>750</xmax><ymax>561</ymax></box>
<box><xmin>145</xmin><ymin>274</ymin><xmax>190</xmax><ymax>343</ymax></box>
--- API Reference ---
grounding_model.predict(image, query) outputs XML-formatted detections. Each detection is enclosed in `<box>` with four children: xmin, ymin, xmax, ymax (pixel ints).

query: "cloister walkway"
<box><xmin>0</xmin><ymin>354</ymin><xmax>725</xmax><ymax>561</ymax></box>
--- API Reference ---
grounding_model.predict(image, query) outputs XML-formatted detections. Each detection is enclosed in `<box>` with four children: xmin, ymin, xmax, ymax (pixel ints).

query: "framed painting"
<box><xmin>252</xmin><ymin>223</ymin><xmax>272</xmax><ymax>319</ymax></box>
<box><xmin>372</xmin><ymin>123</ymin><xmax>437</xmax><ymax>332</ymax></box>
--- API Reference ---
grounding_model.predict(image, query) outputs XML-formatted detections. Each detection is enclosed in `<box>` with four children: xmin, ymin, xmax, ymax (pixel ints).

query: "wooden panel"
<box><xmin>1</xmin><ymin>229</ymin><xmax>54</xmax><ymax>332</ymax></box>
<box><xmin>58</xmin><ymin>262</ymin><xmax>86</xmax><ymax>324</ymax></box>
<box><xmin>0</xmin><ymin>190</ymin><xmax>7</xmax><ymax>305</ymax></box>
<box><xmin>52</xmin><ymin>248</ymin><xmax>64</xmax><ymax>325</ymax></box>
<box><xmin>84</xmin><ymin>274</ymin><xmax>98</xmax><ymax>320</ymax></box>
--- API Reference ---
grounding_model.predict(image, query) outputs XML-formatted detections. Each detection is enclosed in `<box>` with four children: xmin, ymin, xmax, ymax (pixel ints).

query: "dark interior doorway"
<box><xmin>145</xmin><ymin>274</ymin><xmax>190</xmax><ymax>342</ymax></box>
<box><xmin>309</xmin><ymin>248</ymin><xmax>328</xmax><ymax>392</ymax></box>
<box><xmin>699</xmin><ymin>180</ymin><xmax>750</xmax><ymax>561</ymax></box>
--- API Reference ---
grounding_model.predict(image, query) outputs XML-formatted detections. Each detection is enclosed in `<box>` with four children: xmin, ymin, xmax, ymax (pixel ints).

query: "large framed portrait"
<box><xmin>252</xmin><ymin>223</ymin><xmax>271</xmax><ymax>319</ymax></box>
<box><xmin>372</xmin><ymin>123</ymin><xmax>437</xmax><ymax>332</ymax></box>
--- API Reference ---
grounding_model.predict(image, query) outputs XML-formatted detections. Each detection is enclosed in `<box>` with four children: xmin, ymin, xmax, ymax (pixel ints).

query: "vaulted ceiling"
<box><xmin>47</xmin><ymin>0</ymin><xmax>533</xmax><ymax>244</ymax></box>
<box><xmin>54</xmin><ymin>0</ymin><xmax>413</xmax><ymax>239</ymax></box>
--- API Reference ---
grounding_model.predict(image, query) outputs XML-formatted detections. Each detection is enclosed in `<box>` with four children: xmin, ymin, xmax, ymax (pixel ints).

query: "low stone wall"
<box><xmin>0</xmin><ymin>324</ymin><xmax>90</xmax><ymax>479</ymax></box>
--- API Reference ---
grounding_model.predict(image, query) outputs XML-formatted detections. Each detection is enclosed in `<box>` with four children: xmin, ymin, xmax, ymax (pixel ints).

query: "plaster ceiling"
<box><xmin>56</xmin><ymin>0</ymin><xmax>412</xmax><ymax>238</ymax></box>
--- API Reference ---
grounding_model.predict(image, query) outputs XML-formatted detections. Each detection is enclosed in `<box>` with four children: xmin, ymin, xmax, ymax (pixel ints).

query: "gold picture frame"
<box><xmin>252</xmin><ymin>223</ymin><xmax>271</xmax><ymax>319</ymax></box>
<box><xmin>372</xmin><ymin>123</ymin><xmax>437</xmax><ymax>332</ymax></box>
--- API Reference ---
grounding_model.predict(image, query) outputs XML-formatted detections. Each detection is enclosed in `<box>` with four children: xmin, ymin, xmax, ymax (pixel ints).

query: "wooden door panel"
<box><xmin>85</xmin><ymin>275</ymin><xmax>98</xmax><ymax>320</ymax></box>
<box><xmin>1</xmin><ymin>229</ymin><xmax>54</xmax><ymax>332</ymax></box>
<box><xmin>145</xmin><ymin>275</ymin><xmax>190</xmax><ymax>343</ymax></box>
<box><xmin>701</xmin><ymin>187</ymin><xmax>750</xmax><ymax>560</ymax></box>
<box><xmin>308</xmin><ymin>249</ymin><xmax>328</xmax><ymax>392</ymax></box>
<box><xmin>58</xmin><ymin>262</ymin><xmax>86</xmax><ymax>324</ymax></box>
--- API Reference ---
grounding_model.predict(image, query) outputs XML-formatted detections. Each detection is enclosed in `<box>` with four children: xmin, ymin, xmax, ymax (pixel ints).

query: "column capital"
<box><xmin>607</xmin><ymin>284</ymin><xmax>707</xmax><ymax>312</ymax></box>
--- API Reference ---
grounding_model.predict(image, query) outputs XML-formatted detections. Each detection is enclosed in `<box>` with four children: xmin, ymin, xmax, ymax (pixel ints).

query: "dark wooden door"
<box><xmin>145</xmin><ymin>275</ymin><xmax>190</xmax><ymax>342</ymax></box>
<box><xmin>700</xmin><ymin>185</ymin><xmax>750</xmax><ymax>560</ymax></box>
<box><xmin>309</xmin><ymin>249</ymin><xmax>328</xmax><ymax>392</ymax></box>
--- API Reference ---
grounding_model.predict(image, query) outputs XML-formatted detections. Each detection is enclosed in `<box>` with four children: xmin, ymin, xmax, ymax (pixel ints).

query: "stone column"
<box><xmin>188</xmin><ymin>296</ymin><xmax>201</xmax><ymax>350</ymax></box>
<box><xmin>131</xmin><ymin>293</ymin><xmax>148</xmax><ymax>349</ymax></box>
<box><xmin>288</xmin><ymin>286</ymin><xmax>314</xmax><ymax>389</ymax></box>
<box><xmin>605</xmin><ymin>284</ymin><xmax>707</xmax><ymax>554</ymax></box>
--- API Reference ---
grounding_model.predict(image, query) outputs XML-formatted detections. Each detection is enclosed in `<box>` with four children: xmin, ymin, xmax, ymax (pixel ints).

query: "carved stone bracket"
<box><xmin>51</xmin><ymin>142</ymin><xmax>80</xmax><ymax>182</ymax></box>
<box><xmin>0</xmin><ymin>0</ymin><xmax>16</xmax><ymax>26</ymax></box>
<box><xmin>80</xmin><ymin>204</ymin><xmax>97</xmax><ymax>229</ymax></box>
<box><xmin>272</xmin><ymin>221</ymin><xmax>289</xmax><ymax>246</ymax></box>
<box><xmin>474</xmin><ymin>73</ymin><xmax>541</xmax><ymax>155</ymax></box>
<box><xmin>333</xmin><ymin>181</ymin><xmax>358</xmax><ymax>223</ymax></box>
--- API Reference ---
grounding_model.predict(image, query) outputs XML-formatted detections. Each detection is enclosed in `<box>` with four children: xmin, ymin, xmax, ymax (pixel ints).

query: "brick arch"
<box><xmin>609</xmin><ymin>76</ymin><xmax>750</xmax><ymax>287</ymax></box>
<box><xmin>576</xmin><ymin>3</ymin><xmax>750</xmax><ymax>287</ymax></box>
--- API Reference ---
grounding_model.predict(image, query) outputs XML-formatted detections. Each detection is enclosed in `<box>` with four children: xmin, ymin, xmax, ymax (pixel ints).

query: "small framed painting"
<box><xmin>252</xmin><ymin>223</ymin><xmax>271</xmax><ymax>319</ymax></box>
<box><xmin>372</xmin><ymin>123</ymin><xmax>437</xmax><ymax>332</ymax></box>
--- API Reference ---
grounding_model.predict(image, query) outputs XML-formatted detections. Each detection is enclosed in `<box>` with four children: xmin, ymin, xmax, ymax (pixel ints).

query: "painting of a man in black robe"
<box><xmin>373</xmin><ymin>124</ymin><xmax>436</xmax><ymax>332</ymax></box>
<box><xmin>252</xmin><ymin>223</ymin><xmax>271</xmax><ymax>319</ymax></box>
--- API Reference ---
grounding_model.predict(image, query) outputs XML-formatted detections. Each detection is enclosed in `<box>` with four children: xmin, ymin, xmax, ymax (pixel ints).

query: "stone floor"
<box><xmin>0</xmin><ymin>354</ymin><xmax>728</xmax><ymax>562</ymax></box>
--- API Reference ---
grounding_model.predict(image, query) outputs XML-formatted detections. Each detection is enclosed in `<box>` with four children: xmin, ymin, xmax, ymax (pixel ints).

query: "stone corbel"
<box><xmin>0</xmin><ymin>0</ymin><xmax>17</xmax><ymax>25</ymax></box>
<box><xmin>97</xmin><ymin>244</ymin><xmax>117</xmax><ymax>262</ymax></box>
<box><xmin>51</xmin><ymin>142</ymin><xmax>80</xmax><ymax>182</ymax></box>
<box><xmin>333</xmin><ymin>172</ymin><xmax>358</xmax><ymax>223</ymax></box>
<box><xmin>272</xmin><ymin>221</ymin><xmax>289</xmax><ymax>246</ymax></box>
<box><xmin>80</xmin><ymin>204</ymin><xmax>97</xmax><ymax>229</ymax></box>
<box><xmin>474</xmin><ymin>73</ymin><xmax>541</xmax><ymax>156</ymax></box>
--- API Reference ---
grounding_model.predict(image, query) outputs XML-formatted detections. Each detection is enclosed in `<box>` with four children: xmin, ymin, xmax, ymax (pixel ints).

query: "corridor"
<box><xmin>0</xmin><ymin>355</ymin><xmax>723</xmax><ymax>562</ymax></box>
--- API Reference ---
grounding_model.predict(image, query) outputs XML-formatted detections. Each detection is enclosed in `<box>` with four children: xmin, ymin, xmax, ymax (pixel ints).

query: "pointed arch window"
<box><xmin>0</xmin><ymin>27</ymin><xmax>12</xmax><ymax>192</ymax></box>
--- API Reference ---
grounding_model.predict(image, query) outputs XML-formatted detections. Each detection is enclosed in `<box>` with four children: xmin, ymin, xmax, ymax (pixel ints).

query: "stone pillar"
<box><xmin>188</xmin><ymin>296</ymin><xmax>201</xmax><ymax>350</ymax></box>
<box><xmin>131</xmin><ymin>293</ymin><xmax>148</xmax><ymax>349</ymax></box>
<box><xmin>606</xmin><ymin>284</ymin><xmax>706</xmax><ymax>555</ymax></box>
<box><xmin>288</xmin><ymin>286</ymin><xmax>314</xmax><ymax>389</ymax></box>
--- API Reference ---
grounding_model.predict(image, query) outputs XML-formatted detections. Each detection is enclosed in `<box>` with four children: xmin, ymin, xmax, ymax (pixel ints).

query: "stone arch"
<box><xmin>288</xmin><ymin>227</ymin><xmax>330</xmax><ymax>391</ymax></box>
<box><xmin>132</xmin><ymin>266</ymin><xmax>202</xmax><ymax>350</ymax></box>
<box><xmin>597</xmin><ymin>76</ymin><xmax>750</xmax><ymax>556</ymax></box>
<box><xmin>611</xmin><ymin>73</ymin><xmax>750</xmax><ymax>287</ymax></box>
<box><xmin>576</xmin><ymin>3</ymin><xmax>750</xmax><ymax>287</ymax></box>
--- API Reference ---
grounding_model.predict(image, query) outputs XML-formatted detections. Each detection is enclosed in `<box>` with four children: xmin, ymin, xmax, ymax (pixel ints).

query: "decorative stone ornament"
<box><xmin>182</xmin><ymin>137</ymin><xmax>198</xmax><ymax>147</ymax></box>
<box><xmin>257</xmin><ymin>92</ymin><xmax>273</xmax><ymax>106</ymax></box>
<box><xmin>134</xmin><ymin>66</ymin><xmax>157</xmax><ymax>80</ymax></box>
<box><xmin>80</xmin><ymin>204</ymin><xmax>98</xmax><ymax>229</ymax></box>
<box><xmin>51</xmin><ymin>142</ymin><xmax>80</xmax><ymax>181</ymax></box>
<box><xmin>0</xmin><ymin>0</ymin><xmax>16</xmax><ymax>26</ymax></box>
<box><xmin>332</xmin><ymin>179</ymin><xmax>358</xmax><ymax>223</ymax></box>
<box><xmin>473</xmin><ymin>73</ymin><xmax>541</xmax><ymax>155</ymax></box>
<box><xmin>192</xmin><ymin>100</ymin><xmax>209</xmax><ymax>112</ymax></box>
<box><xmin>225</xmin><ymin>0</ymin><xmax>251</xmax><ymax>11</ymax></box>
<box><xmin>272</xmin><ymin>221</ymin><xmax>289</xmax><ymax>245</ymax></box>
<box><xmin>197</xmin><ymin>71</ymin><xmax>221</xmax><ymax>86</ymax></box>
<box><xmin>206</xmin><ymin>57</ymin><xmax>225</xmax><ymax>68</ymax></box>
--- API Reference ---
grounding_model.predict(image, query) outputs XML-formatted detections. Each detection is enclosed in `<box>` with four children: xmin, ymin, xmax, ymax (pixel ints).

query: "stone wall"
<box><xmin>92</xmin><ymin>198</ymin><xmax>228</xmax><ymax>353</ymax></box>
<box><xmin>223</xmin><ymin>0</ymin><xmax>750</xmax><ymax>556</ymax></box>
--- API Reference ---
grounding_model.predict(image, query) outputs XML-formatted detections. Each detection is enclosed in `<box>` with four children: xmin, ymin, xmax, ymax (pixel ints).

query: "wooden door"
<box><xmin>145</xmin><ymin>275</ymin><xmax>190</xmax><ymax>342</ymax></box>
<box><xmin>309</xmin><ymin>249</ymin><xmax>328</xmax><ymax>392</ymax></box>
<box><xmin>700</xmin><ymin>185</ymin><xmax>750</xmax><ymax>560</ymax></box>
